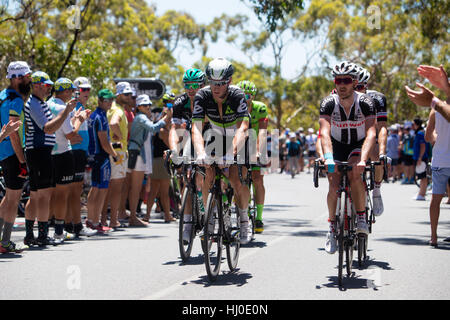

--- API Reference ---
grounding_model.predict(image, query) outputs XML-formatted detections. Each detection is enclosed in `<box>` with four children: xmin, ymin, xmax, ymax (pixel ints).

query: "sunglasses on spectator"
<box><xmin>80</xmin><ymin>88</ymin><xmax>90</xmax><ymax>92</ymax></box>
<box><xmin>184</xmin><ymin>83</ymin><xmax>201</xmax><ymax>90</ymax></box>
<box><xmin>334</xmin><ymin>78</ymin><xmax>353</xmax><ymax>85</ymax></box>
<box><xmin>209</xmin><ymin>80</ymin><xmax>229</xmax><ymax>87</ymax></box>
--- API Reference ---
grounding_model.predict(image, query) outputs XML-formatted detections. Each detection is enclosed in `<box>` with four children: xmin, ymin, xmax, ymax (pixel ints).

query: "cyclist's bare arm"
<box><xmin>233</xmin><ymin>119</ymin><xmax>249</xmax><ymax>155</ymax></box>
<box><xmin>319</xmin><ymin>118</ymin><xmax>333</xmax><ymax>157</ymax></box>
<box><xmin>360</xmin><ymin>117</ymin><xmax>377</xmax><ymax>163</ymax></box>
<box><xmin>257</xmin><ymin>120</ymin><xmax>268</xmax><ymax>155</ymax></box>
<box><xmin>169</xmin><ymin>123</ymin><xmax>182</xmax><ymax>153</ymax></box>
<box><xmin>377</xmin><ymin>120</ymin><xmax>388</xmax><ymax>156</ymax></box>
<box><xmin>192</xmin><ymin>120</ymin><xmax>205</xmax><ymax>157</ymax></box>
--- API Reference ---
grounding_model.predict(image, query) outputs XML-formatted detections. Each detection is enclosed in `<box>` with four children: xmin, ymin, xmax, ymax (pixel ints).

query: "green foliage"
<box><xmin>243</xmin><ymin>0</ymin><xmax>305</xmax><ymax>32</ymax></box>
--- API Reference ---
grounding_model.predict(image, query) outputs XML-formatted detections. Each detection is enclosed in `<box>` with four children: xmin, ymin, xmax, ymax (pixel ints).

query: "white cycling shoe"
<box><xmin>325</xmin><ymin>230</ymin><xmax>337</xmax><ymax>254</ymax></box>
<box><xmin>356</xmin><ymin>218</ymin><xmax>369</xmax><ymax>235</ymax></box>
<box><xmin>240</xmin><ymin>222</ymin><xmax>252</xmax><ymax>244</ymax></box>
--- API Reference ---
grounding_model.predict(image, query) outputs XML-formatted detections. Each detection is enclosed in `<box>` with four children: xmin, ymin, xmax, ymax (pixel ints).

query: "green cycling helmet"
<box><xmin>162</xmin><ymin>92</ymin><xmax>175</xmax><ymax>102</ymax></box>
<box><xmin>183</xmin><ymin>68</ymin><xmax>205</xmax><ymax>83</ymax></box>
<box><xmin>236</xmin><ymin>80</ymin><xmax>257</xmax><ymax>96</ymax></box>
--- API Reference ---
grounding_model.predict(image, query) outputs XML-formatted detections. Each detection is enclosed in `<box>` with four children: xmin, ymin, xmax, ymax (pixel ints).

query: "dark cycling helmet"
<box><xmin>162</xmin><ymin>92</ymin><xmax>175</xmax><ymax>102</ymax></box>
<box><xmin>183</xmin><ymin>68</ymin><xmax>205</xmax><ymax>83</ymax></box>
<box><xmin>236</xmin><ymin>80</ymin><xmax>257</xmax><ymax>95</ymax></box>
<box><xmin>331</xmin><ymin>61</ymin><xmax>359</xmax><ymax>78</ymax></box>
<box><xmin>205</xmin><ymin>58</ymin><xmax>234</xmax><ymax>81</ymax></box>
<box><xmin>357</xmin><ymin>66</ymin><xmax>371</xmax><ymax>84</ymax></box>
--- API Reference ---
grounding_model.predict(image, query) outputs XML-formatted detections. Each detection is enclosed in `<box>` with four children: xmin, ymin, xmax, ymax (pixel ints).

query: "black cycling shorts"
<box><xmin>0</xmin><ymin>153</ymin><xmax>26</xmax><ymax>190</ymax></box>
<box><xmin>25</xmin><ymin>146</ymin><xmax>54</xmax><ymax>191</ymax></box>
<box><xmin>72</xmin><ymin>149</ymin><xmax>87</xmax><ymax>183</ymax></box>
<box><xmin>331</xmin><ymin>138</ymin><xmax>364</xmax><ymax>162</ymax></box>
<box><xmin>53</xmin><ymin>150</ymin><xmax>75</xmax><ymax>185</ymax></box>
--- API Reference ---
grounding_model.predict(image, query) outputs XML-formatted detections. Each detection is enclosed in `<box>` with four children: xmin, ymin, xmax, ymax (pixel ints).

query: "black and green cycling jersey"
<box><xmin>192</xmin><ymin>85</ymin><xmax>249</xmax><ymax>135</ymax></box>
<box><xmin>172</xmin><ymin>93</ymin><xmax>192</xmax><ymax>130</ymax></box>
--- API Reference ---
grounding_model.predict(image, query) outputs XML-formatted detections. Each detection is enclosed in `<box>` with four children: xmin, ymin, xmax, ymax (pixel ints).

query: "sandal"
<box><xmin>429</xmin><ymin>241</ymin><xmax>438</xmax><ymax>248</ymax></box>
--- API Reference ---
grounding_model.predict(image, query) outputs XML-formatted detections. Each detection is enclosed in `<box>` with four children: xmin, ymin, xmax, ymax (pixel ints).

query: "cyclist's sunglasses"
<box><xmin>184</xmin><ymin>83</ymin><xmax>201</xmax><ymax>90</ymax></box>
<box><xmin>334</xmin><ymin>77</ymin><xmax>353</xmax><ymax>85</ymax></box>
<box><xmin>355</xmin><ymin>84</ymin><xmax>366</xmax><ymax>90</ymax></box>
<box><xmin>123</xmin><ymin>92</ymin><xmax>132</xmax><ymax>96</ymax></box>
<box><xmin>245</xmin><ymin>94</ymin><xmax>253</xmax><ymax>100</ymax></box>
<box><xmin>209</xmin><ymin>80</ymin><xmax>229</xmax><ymax>87</ymax></box>
<box><xmin>80</xmin><ymin>88</ymin><xmax>90</xmax><ymax>92</ymax></box>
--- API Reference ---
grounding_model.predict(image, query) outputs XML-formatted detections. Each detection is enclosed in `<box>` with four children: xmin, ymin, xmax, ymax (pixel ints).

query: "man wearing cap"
<box><xmin>386</xmin><ymin>125</ymin><xmax>400</xmax><ymax>181</ymax></box>
<box><xmin>47</xmin><ymin>78</ymin><xmax>90</xmax><ymax>243</ymax></box>
<box><xmin>100</xmin><ymin>82</ymin><xmax>131</xmax><ymax>228</ymax></box>
<box><xmin>0</xmin><ymin>61</ymin><xmax>32</xmax><ymax>253</ymax></box>
<box><xmin>22</xmin><ymin>72</ymin><xmax>78</xmax><ymax>247</ymax></box>
<box><xmin>86</xmin><ymin>89</ymin><xmax>119</xmax><ymax>233</ymax></box>
<box><xmin>305</xmin><ymin>127</ymin><xmax>317</xmax><ymax>174</ymax></box>
<box><xmin>400</xmin><ymin>122</ymin><xmax>415</xmax><ymax>184</ymax></box>
<box><xmin>66</xmin><ymin>77</ymin><xmax>96</xmax><ymax>237</ymax></box>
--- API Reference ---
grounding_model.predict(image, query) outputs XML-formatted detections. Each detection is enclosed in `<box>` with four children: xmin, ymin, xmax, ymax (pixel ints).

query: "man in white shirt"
<box><xmin>405</xmin><ymin>64</ymin><xmax>450</xmax><ymax>247</ymax></box>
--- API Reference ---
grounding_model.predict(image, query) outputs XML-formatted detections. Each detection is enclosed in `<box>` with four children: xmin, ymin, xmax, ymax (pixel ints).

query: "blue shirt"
<box><xmin>24</xmin><ymin>94</ymin><xmax>55</xmax><ymax>150</ymax></box>
<box><xmin>413</xmin><ymin>130</ymin><xmax>431</xmax><ymax>161</ymax></box>
<box><xmin>286</xmin><ymin>140</ymin><xmax>301</xmax><ymax>157</ymax></box>
<box><xmin>0</xmin><ymin>88</ymin><xmax>24</xmax><ymax>161</ymax></box>
<box><xmin>386</xmin><ymin>134</ymin><xmax>399</xmax><ymax>160</ymax></box>
<box><xmin>71</xmin><ymin>102</ymin><xmax>89</xmax><ymax>153</ymax></box>
<box><xmin>88</xmin><ymin>107</ymin><xmax>110</xmax><ymax>158</ymax></box>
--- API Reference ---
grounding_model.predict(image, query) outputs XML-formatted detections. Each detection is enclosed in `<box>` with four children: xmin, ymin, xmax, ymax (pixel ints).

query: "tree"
<box><xmin>294</xmin><ymin>0</ymin><xmax>449</xmax><ymax>123</ymax></box>
<box><xmin>242</xmin><ymin>0</ymin><xmax>304</xmax><ymax>32</ymax></box>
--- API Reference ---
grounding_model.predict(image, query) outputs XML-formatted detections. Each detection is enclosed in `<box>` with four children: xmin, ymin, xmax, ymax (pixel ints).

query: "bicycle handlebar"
<box><xmin>313</xmin><ymin>158</ymin><xmax>382</xmax><ymax>188</ymax></box>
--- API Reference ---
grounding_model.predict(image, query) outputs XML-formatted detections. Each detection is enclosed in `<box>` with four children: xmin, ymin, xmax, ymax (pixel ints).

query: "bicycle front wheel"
<box><xmin>203</xmin><ymin>193</ymin><xmax>223</xmax><ymax>281</ymax></box>
<box><xmin>225</xmin><ymin>203</ymin><xmax>240</xmax><ymax>272</ymax></box>
<box><xmin>179</xmin><ymin>189</ymin><xmax>195</xmax><ymax>262</ymax></box>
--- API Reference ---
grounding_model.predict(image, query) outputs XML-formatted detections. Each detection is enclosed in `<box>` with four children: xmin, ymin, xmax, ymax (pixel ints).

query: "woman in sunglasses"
<box><xmin>318</xmin><ymin>61</ymin><xmax>377</xmax><ymax>254</ymax></box>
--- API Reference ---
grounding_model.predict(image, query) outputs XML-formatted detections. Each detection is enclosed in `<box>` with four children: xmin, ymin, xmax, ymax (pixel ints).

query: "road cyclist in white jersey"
<box><xmin>319</xmin><ymin>61</ymin><xmax>377</xmax><ymax>254</ymax></box>
<box><xmin>355</xmin><ymin>66</ymin><xmax>389</xmax><ymax>217</ymax></box>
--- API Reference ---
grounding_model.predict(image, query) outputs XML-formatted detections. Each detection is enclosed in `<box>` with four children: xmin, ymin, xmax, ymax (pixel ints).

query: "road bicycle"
<box><xmin>314</xmin><ymin>159</ymin><xmax>380</xmax><ymax>287</ymax></box>
<box><xmin>176</xmin><ymin>159</ymin><xmax>207</xmax><ymax>262</ymax></box>
<box><xmin>202</xmin><ymin>160</ymin><xmax>241</xmax><ymax>282</ymax></box>
<box><xmin>240</xmin><ymin>164</ymin><xmax>256</xmax><ymax>240</ymax></box>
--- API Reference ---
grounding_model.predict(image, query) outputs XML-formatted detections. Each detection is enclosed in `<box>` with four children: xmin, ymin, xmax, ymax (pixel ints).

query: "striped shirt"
<box><xmin>24</xmin><ymin>94</ymin><xmax>55</xmax><ymax>150</ymax></box>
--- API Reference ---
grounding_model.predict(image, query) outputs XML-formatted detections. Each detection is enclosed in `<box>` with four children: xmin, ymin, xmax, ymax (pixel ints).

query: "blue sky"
<box><xmin>149</xmin><ymin>0</ymin><xmax>323</xmax><ymax>80</ymax></box>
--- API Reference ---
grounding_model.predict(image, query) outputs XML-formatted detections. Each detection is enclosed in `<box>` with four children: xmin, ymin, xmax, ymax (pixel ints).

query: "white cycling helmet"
<box><xmin>331</xmin><ymin>61</ymin><xmax>359</xmax><ymax>78</ymax></box>
<box><xmin>205</xmin><ymin>58</ymin><xmax>234</xmax><ymax>81</ymax></box>
<box><xmin>357</xmin><ymin>66</ymin><xmax>371</xmax><ymax>84</ymax></box>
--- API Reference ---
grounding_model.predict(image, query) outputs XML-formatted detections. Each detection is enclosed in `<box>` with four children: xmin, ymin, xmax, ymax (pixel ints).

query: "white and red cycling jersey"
<box><xmin>319</xmin><ymin>91</ymin><xmax>376</xmax><ymax>145</ymax></box>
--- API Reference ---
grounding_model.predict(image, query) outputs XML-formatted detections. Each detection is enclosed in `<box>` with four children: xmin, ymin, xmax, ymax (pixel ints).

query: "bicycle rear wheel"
<box><xmin>225</xmin><ymin>203</ymin><xmax>240</xmax><ymax>272</ymax></box>
<box><xmin>179</xmin><ymin>189</ymin><xmax>196</xmax><ymax>262</ymax></box>
<box><xmin>203</xmin><ymin>193</ymin><xmax>223</xmax><ymax>281</ymax></box>
<box><xmin>345</xmin><ymin>239</ymin><xmax>354</xmax><ymax>277</ymax></box>
<box><xmin>337</xmin><ymin>214</ymin><xmax>344</xmax><ymax>287</ymax></box>
<box><xmin>357</xmin><ymin>234</ymin><xmax>367</xmax><ymax>268</ymax></box>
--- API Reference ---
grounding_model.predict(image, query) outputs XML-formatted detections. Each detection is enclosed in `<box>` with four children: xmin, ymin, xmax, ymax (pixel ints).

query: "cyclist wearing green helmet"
<box><xmin>168</xmin><ymin>68</ymin><xmax>207</xmax><ymax>243</ymax></box>
<box><xmin>237</xmin><ymin>80</ymin><xmax>269</xmax><ymax>234</ymax></box>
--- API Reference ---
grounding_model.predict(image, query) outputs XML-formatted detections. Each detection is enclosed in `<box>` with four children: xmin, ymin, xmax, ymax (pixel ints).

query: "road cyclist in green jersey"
<box><xmin>168</xmin><ymin>68</ymin><xmax>208</xmax><ymax>243</ymax></box>
<box><xmin>191</xmin><ymin>58</ymin><xmax>252</xmax><ymax>244</ymax></box>
<box><xmin>236</xmin><ymin>80</ymin><xmax>269</xmax><ymax>234</ymax></box>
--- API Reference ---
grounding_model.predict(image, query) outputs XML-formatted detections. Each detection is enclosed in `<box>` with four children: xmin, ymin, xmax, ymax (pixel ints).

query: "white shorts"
<box><xmin>131</xmin><ymin>154</ymin><xmax>152</xmax><ymax>174</ymax></box>
<box><xmin>110</xmin><ymin>150</ymin><xmax>128</xmax><ymax>180</ymax></box>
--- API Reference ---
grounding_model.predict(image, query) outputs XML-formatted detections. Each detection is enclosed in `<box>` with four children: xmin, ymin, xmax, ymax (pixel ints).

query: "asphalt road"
<box><xmin>1</xmin><ymin>170</ymin><xmax>450</xmax><ymax>301</ymax></box>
